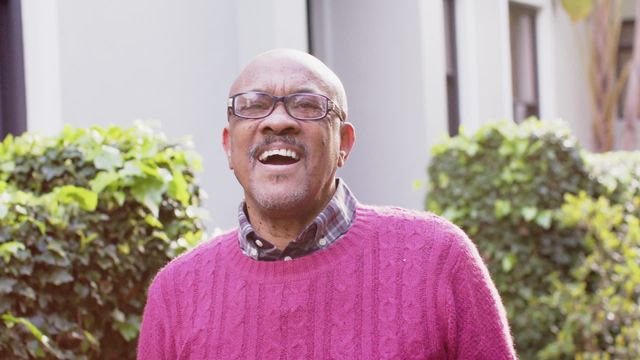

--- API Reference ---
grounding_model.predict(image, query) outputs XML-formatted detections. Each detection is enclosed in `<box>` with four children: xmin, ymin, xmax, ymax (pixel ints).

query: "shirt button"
<box><xmin>255</xmin><ymin>239</ymin><xmax>263</xmax><ymax>247</ymax></box>
<box><xmin>284</xmin><ymin>256</ymin><xmax>292</xmax><ymax>261</ymax></box>
<box><xmin>318</xmin><ymin>238</ymin><xmax>327</xmax><ymax>246</ymax></box>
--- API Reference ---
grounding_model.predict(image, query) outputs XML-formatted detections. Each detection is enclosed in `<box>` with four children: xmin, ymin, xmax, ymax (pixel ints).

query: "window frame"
<box><xmin>618</xmin><ymin>19</ymin><xmax>635</xmax><ymax>118</ymax></box>
<box><xmin>444</xmin><ymin>0</ymin><xmax>460</xmax><ymax>136</ymax></box>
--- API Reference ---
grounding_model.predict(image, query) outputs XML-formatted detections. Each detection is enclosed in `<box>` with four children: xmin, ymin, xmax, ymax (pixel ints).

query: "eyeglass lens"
<box><xmin>234</xmin><ymin>93</ymin><xmax>328</xmax><ymax>120</ymax></box>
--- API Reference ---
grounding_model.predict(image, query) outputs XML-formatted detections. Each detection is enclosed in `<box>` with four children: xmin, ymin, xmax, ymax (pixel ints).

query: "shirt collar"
<box><xmin>237</xmin><ymin>178</ymin><xmax>357</xmax><ymax>261</ymax></box>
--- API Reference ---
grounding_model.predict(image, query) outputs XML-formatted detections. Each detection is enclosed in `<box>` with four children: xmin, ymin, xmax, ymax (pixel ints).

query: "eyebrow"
<box><xmin>293</xmin><ymin>87</ymin><xmax>323</xmax><ymax>94</ymax></box>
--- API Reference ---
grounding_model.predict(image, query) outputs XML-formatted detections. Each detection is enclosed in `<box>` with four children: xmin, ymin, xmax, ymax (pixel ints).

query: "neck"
<box><xmin>246</xmin><ymin>211</ymin><xmax>312</xmax><ymax>250</ymax></box>
<box><xmin>245</xmin><ymin>183</ymin><xmax>337</xmax><ymax>251</ymax></box>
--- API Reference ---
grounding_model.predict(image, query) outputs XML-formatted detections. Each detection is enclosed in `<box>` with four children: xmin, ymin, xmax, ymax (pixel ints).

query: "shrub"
<box><xmin>586</xmin><ymin>151</ymin><xmax>640</xmax><ymax>213</ymax></box>
<box><xmin>427</xmin><ymin>119</ymin><xmax>640</xmax><ymax>359</ymax></box>
<box><xmin>0</xmin><ymin>124</ymin><xmax>204</xmax><ymax>359</ymax></box>
<box><xmin>539</xmin><ymin>192</ymin><xmax>640</xmax><ymax>359</ymax></box>
<box><xmin>426</xmin><ymin>119</ymin><xmax>600</xmax><ymax>357</ymax></box>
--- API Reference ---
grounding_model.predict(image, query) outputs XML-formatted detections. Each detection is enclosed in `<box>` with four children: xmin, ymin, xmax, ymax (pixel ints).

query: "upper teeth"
<box><xmin>258</xmin><ymin>149</ymin><xmax>299</xmax><ymax>162</ymax></box>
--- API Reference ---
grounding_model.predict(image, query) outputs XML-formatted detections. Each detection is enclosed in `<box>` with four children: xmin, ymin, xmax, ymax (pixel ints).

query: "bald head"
<box><xmin>229</xmin><ymin>49</ymin><xmax>348</xmax><ymax>117</ymax></box>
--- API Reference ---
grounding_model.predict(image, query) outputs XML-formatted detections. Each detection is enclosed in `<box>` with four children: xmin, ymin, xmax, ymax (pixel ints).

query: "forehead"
<box><xmin>230</xmin><ymin>57</ymin><xmax>334</xmax><ymax>97</ymax></box>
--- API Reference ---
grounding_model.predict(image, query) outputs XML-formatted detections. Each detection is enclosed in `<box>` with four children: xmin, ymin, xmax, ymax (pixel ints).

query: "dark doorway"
<box><xmin>0</xmin><ymin>0</ymin><xmax>27</xmax><ymax>140</ymax></box>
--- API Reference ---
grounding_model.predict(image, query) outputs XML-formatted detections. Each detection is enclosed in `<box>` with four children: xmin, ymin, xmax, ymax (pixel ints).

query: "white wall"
<box><xmin>552</xmin><ymin>7</ymin><xmax>593</xmax><ymax>149</ymax></box>
<box><xmin>622</xmin><ymin>0</ymin><xmax>635</xmax><ymax>18</ymax></box>
<box><xmin>310</xmin><ymin>0</ymin><xmax>448</xmax><ymax>211</ymax></box>
<box><xmin>21</xmin><ymin>1</ymin><xmax>63</xmax><ymax>136</ymax></box>
<box><xmin>456</xmin><ymin>0</ymin><xmax>513</xmax><ymax>131</ymax></box>
<box><xmin>22</xmin><ymin>0</ymin><xmax>308</xmax><ymax>231</ymax></box>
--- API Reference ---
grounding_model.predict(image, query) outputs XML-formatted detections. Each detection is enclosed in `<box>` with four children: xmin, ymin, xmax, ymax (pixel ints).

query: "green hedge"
<box><xmin>0</xmin><ymin>124</ymin><xmax>204</xmax><ymax>359</ymax></box>
<box><xmin>426</xmin><ymin>119</ymin><xmax>639</xmax><ymax>358</ymax></box>
<box><xmin>539</xmin><ymin>192</ymin><xmax>640</xmax><ymax>359</ymax></box>
<box><xmin>586</xmin><ymin>151</ymin><xmax>640</xmax><ymax>210</ymax></box>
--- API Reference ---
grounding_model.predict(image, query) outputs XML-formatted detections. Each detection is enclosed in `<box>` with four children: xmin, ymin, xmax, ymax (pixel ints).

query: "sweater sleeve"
<box><xmin>137</xmin><ymin>274</ymin><xmax>176</xmax><ymax>360</ymax></box>
<box><xmin>445</xmin><ymin>233</ymin><xmax>517</xmax><ymax>359</ymax></box>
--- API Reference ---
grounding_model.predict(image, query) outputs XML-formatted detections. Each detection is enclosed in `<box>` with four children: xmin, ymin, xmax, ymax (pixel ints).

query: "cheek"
<box><xmin>226</xmin><ymin>133</ymin><xmax>252</xmax><ymax>173</ymax></box>
<box><xmin>312</xmin><ymin>131</ymin><xmax>341</xmax><ymax>168</ymax></box>
<box><xmin>229</xmin><ymin>124</ymin><xmax>258</xmax><ymax>156</ymax></box>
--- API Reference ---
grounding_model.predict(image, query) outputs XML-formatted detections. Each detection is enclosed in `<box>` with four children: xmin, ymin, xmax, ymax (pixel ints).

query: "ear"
<box><xmin>222</xmin><ymin>127</ymin><xmax>233</xmax><ymax>169</ymax></box>
<box><xmin>337</xmin><ymin>122</ymin><xmax>356</xmax><ymax>167</ymax></box>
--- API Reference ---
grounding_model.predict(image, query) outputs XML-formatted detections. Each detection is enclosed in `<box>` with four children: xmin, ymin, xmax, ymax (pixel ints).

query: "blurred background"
<box><xmin>3</xmin><ymin>0</ymin><xmax>636</xmax><ymax>230</ymax></box>
<box><xmin>2</xmin><ymin>1</ymin><xmax>640</xmax><ymax>358</ymax></box>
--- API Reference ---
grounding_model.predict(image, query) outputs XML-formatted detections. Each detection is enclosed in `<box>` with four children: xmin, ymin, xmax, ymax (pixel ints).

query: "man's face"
<box><xmin>223</xmin><ymin>53</ymin><xmax>354</xmax><ymax>218</ymax></box>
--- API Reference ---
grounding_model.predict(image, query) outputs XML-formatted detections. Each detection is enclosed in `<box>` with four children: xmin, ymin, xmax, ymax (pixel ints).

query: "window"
<box><xmin>306</xmin><ymin>0</ymin><xmax>315</xmax><ymax>55</ymax></box>
<box><xmin>618</xmin><ymin>19</ymin><xmax>636</xmax><ymax>117</ymax></box>
<box><xmin>443</xmin><ymin>0</ymin><xmax>459</xmax><ymax>136</ymax></box>
<box><xmin>0</xmin><ymin>0</ymin><xmax>27</xmax><ymax>139</ymax></box>
<box><xmin>509</xmin><ymin>3</ymin><xmax>539</xmax><ymax>123</ymax></box>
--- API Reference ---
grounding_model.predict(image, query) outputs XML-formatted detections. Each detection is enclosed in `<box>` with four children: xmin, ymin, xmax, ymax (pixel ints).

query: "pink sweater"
<box><xmin>138</xmin><ymin>205</ymin><xmax>516</xmax><ymax>359</ymax></box>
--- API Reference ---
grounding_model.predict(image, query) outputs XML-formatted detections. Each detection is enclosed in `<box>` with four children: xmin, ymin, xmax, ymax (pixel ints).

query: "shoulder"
<box><xmin>150</xmin><ymin>229</ymin><xmax>237</xmax><ymax>288</ymax></box>
<box><xmin>356</xmin><ymin>204</ymin><xmax>475</xmax><ymax>257</ymax></box>
<box><xmin>357</xmin><ymin>204</ymin><xmax>468</xmax><ymax>239</ymax></box>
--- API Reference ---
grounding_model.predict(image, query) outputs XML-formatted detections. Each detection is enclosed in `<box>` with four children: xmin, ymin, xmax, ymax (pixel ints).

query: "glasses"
<box><xmin>228</xmin><ymin>92</ymin><xmax>346</xmax><ymax>122</ymax></box>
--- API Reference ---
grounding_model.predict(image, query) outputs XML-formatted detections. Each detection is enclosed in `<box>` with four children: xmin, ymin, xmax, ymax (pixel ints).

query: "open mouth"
<box><xmin>258</xmin><ymin>148</ymin><xmax>300</xmax><ymax>166</ymax></box>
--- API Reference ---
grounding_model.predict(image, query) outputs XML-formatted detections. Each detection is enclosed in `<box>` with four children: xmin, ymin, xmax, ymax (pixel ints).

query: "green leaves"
<box><xmin>541</xmin><ymin>194</ymin><xmax>640</xmax><ymax>358</ymax></box>
<box><xmin>0</xmin><ymin>242</ymin><xmax>25</xmax><ymax>263</ymax></box>
<box><xmin>2</xmin><ymin>313</ymin><xmax>47</xmax><ymax>342</ymax></box>
<box><xmin>1</xmin><ymin>313</ymin><xmax>61</xmax><ymax>358</ymax></box>
<box><xmin>112</xmin><ymin>311</ymin><xmax>140</xmax><ymax>342</ymax></box>
<box><xmin>44</xmin><ymin>269</ymin><xmax>74</xmax><ymax>285</ymax></box>
<box><xmin>56</xmin><ymin>186</ymin><xmax>98</xmax><ymax>211</ymax></box>
<box><xmin>425</xmin><ymin>118</ymin><xmax>640</xmax><ymax>357</ymax></box>
<box><xmin>521</xmin><ymin>206</ymin><xmax>537</xmax><ymax>221</ymax></box>
<box><xmin>94</xmin><ymin>145</ymin><xmax>123</xmax><ymax>171</ymax></box>
<box><xmin>0</xmin><ymin>278</ymin><xmax>17</xmax><ymax>293</ymax></box>
<box><xmin>131</xmin><ymin>176</ymin><xmax>165</xmax><ymax>217</ymax></box>
<box><xmin>493</xmin><ymin>199</ymin><xmax>511</xmax><ymax>219</ymax></box>
<box><xmin>535</xmin><ymin>210</ymin><xmax>553</xmax><ymax>230</ymax></box>
<box><xmin>90</xmin><ymin>171</ymin><xmax>119</xmax><ymax>193</ymax></box>
<box><xmin>169</xmin><ymin>170</ymin><xmax>190</xmax><ymax>206</ymax></box>
<box><xmin>0</xmin><ymin>123</ymin><xmax>204</xmax><ymax>359</ymax></box>
<box><xmin>560</xmin><ymin>0</ymin><xmax>593</xmax><ymax>22</ymax></box>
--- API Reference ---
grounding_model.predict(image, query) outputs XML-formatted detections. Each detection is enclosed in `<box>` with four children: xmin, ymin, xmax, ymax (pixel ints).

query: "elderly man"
<box><xmin>137</xmin><ymin>49</ymin><xmax>516</xmax><ymax>359</ymax></box>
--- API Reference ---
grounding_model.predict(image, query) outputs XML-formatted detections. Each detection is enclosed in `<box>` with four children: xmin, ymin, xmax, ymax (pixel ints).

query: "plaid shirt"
<box><xmin>237</xmin><ymin>179</ymin><xmax>357</xmax><ymax>261</ymax></box>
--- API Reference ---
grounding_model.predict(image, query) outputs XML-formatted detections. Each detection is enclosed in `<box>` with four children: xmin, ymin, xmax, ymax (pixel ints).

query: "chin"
<box><xmin>250</xmin><ymin>185</ymin><xmax>309</xmax><ymax>212</ymax></box>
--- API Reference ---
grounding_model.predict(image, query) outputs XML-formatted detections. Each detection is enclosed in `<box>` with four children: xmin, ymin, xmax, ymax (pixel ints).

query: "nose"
<box><xmin>258</xmin><ymin>101</ymin><xmax>301</xmax><ymax>135</ymax></box>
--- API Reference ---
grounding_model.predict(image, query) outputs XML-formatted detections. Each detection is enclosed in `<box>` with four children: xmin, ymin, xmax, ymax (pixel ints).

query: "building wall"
<box><xmin>309</xmin><ymin>0</ymin><xmax>448</xmax><ymax>211</ymax></box>
<box><xmin>21</xmin><ymin>0</ymin><xmax>631</xmax><ymax>230</ymax></box>
<box><xmin>456</xmin><ymin>0</ymin><xmax>513</xmax><ymax>130</ymax></box>
<box><xmin>552</xmin><ymin>7</ymin><xmax>593</xmax><ymax>149</ymax></box>
<box><xmin>20</xmin><ymin>0</ymin><xmax>63</xmax><ymax>136</ymax></box>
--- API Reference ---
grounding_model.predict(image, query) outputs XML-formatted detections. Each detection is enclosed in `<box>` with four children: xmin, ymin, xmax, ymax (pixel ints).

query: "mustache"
<box><xmin>248</xmin><ymin>136</ymin><xmax>307</xmax><ymax>159</ymax></box>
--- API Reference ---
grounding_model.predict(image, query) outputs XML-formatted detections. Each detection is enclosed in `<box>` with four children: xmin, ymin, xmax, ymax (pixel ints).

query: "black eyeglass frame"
<box><xmin>227</xmin><ymin>91</ymin><xmax>346</xmax><ymax>122</ymax></box>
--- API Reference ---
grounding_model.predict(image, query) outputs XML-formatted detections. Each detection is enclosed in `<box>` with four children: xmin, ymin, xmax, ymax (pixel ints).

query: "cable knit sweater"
<box><xmin>137</xmin><ymin>205</ymin><xmax>516</xmax><ymax>359</ymax></box>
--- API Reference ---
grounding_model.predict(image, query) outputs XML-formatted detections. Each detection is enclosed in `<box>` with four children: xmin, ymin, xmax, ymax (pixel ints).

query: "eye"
<box><xmin>241</xmin><ymin>102</ymin><xmax>268</xmax><ymax>110</ymax></box>
<box><xmin>289</xmin><ymin>95</ymin><xmax>324</xmax><ymax>111</ymax></box>
<box><xmin>236</xmin><ymin>93</ymin><xmax>272</xmax><ymax>114</ymax></box>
